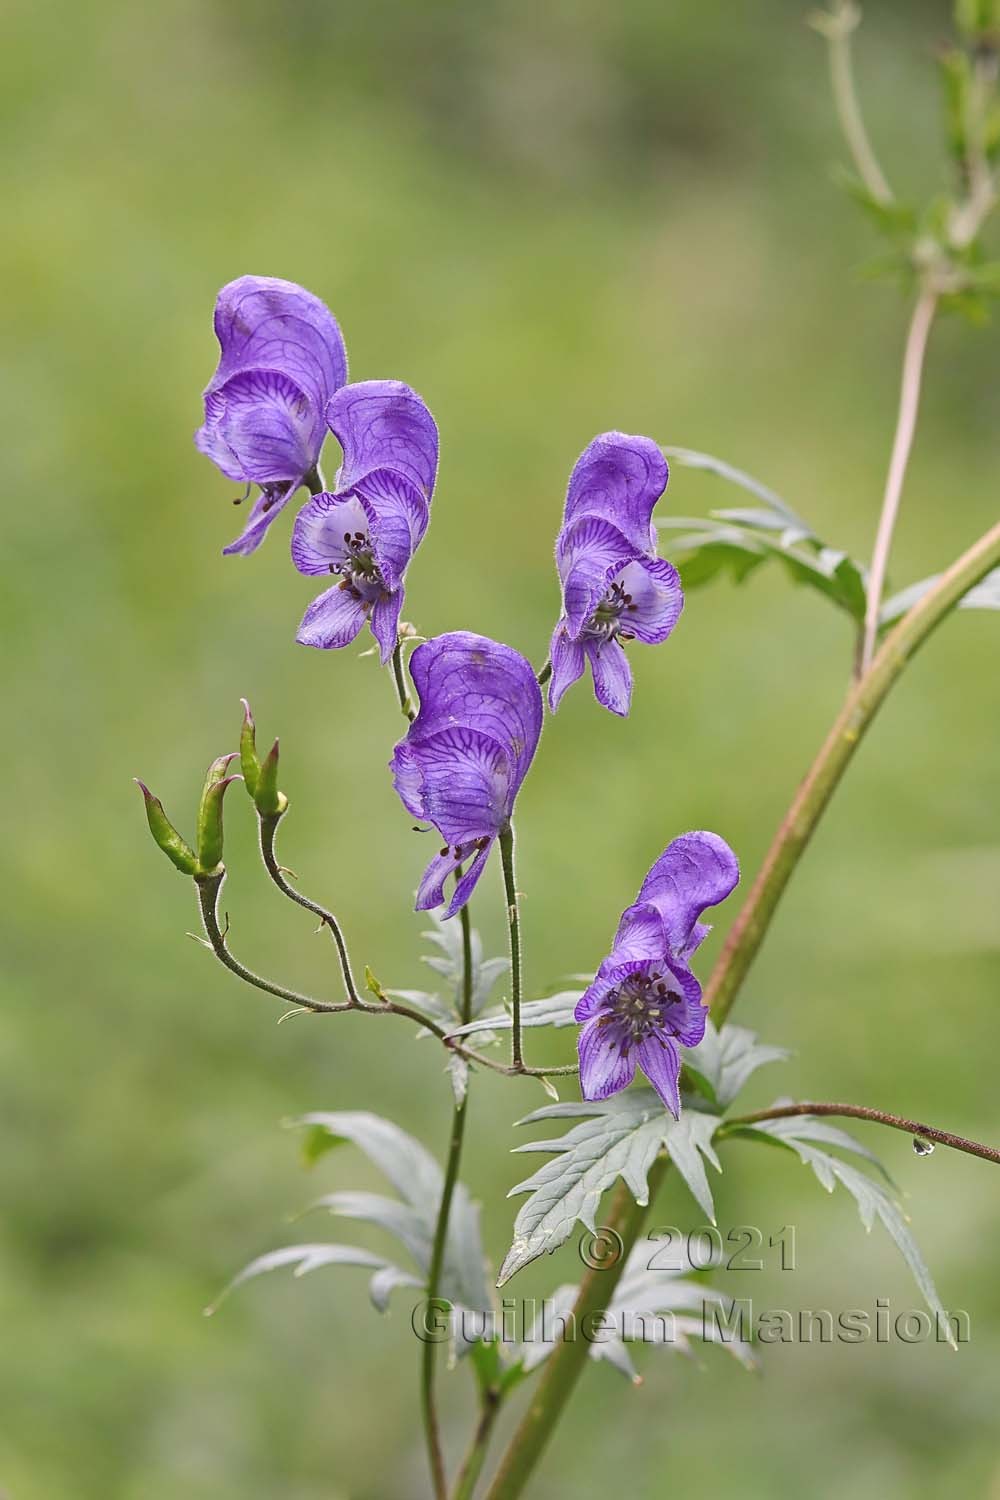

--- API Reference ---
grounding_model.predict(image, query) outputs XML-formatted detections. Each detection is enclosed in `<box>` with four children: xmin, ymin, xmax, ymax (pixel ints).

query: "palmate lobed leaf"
<box><xmin>682</xmin><ymin>1020</ymin><xmax>790</xmax><ymax>1108</ymax></box>
<box><xmin>879</xmin><ymin>566</ymin><xmax>1000</xmax><ymax>626</ymax></box>
<box><xmin>725</xmin><ymin>1115</ymin><xmax>955</xmax><ymax>1346</ymax></box>
<box><xmin>445</xmin><ymin>991</ymin><xmax>583</xmax><ymax>1042</ymax></box>
<box><xmin>204</xmin><ymin>1243</ymin><xmax>422</xmax><ymax>1318</ymax></box>
<box><xmin>518</xmin><ymin>1238</ymin><xmax>756</xmax><ymax>1381</ymax></box>
<box><xmin>497</xmin><ymin>1092</ymin><xmax>723</xmax><ymax>1286</ymax></box>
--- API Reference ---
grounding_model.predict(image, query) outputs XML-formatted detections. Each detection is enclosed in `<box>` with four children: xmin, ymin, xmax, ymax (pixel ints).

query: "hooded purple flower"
<box><xmin>390</xmin><ymin>633</ymin><xmax>542</xmax><ymax>917</ymax></box>
<box><xmin>575</xmin><ymin>832</ymin><xmax>739</xmax><ymax>1117</ymax></box>
<box><xmin>196</xmin><ymin>276</ymin><xmax>348</xmax><ymax>556</ymax></box>
<box><xmin>290</xmin><ymin>381</ymin><xmax>439</xmax><ymax>665</ymax></box>
<box><xmin>548</xmin><ymin>433</ymin><xmax>684</xmax><ymax>717</ymax></box>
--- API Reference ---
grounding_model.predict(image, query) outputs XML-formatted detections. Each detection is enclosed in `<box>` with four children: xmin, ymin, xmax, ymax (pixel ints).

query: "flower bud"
<box><xmin>239</xmin><ymin>699</ymin><xmax>261</xmax><ymax>798</ymax></box>
<box><xmin>196</xmin><ymin>753</ymin><xmax>240</xmax><ymax>874</ymax></box>
<box><xmin>955</xmin><ymin>0</ymin><xmax>1000</xmax><ymax>44</ymax></box>
<box><xmin>255</xmin><ymin>737</ymin><xmax>288</xmax><ymax>819</ymax></box>
<box><xmin>134</xmin><ymin>780</ymin><xmax>199</xmax><ymax>875</ymax></box>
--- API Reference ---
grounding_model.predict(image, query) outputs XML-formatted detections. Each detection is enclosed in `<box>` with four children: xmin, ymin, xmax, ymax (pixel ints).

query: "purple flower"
<box><xmin>548</xmin><ymin>433</ymin><xmax>684</xmax><ymax>717</ymax></box>
<box><xmin>390</xmin><ymin>633</ymin><xmax>543</xmax><ymax>917</ymax></box>
<box><xmin>575</xmin><ymin>832</ymin><xmax>739</xmax><ymax>1116</ymax></box>
<box><xmin>290</xmin><ymin>381</ymin><xmax>439</xmax><ymax>664</ymax></box>
<box><xmin>195</xmin><ymin>276</ymin><xmax>348</xmax><ymax>556</ymax></box>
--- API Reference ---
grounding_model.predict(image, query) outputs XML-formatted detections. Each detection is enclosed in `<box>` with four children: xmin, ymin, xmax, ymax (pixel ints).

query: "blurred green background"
<box><xmin>3</xmin><ymin>0</ymin><xmax>999</xmax><ymax>1495</ymax></box>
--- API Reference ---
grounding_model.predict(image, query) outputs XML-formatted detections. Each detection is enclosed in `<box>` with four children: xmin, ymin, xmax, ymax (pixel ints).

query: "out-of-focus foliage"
<box><xmin>3</xmin><ymin>1</ymin><xmax>1000</xmax><ymax>1497</ymax></box>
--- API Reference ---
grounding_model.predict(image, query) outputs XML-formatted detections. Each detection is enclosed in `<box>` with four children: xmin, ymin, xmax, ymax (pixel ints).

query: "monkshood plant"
<box><xmin>137</xmin><ymin>7</ymin><xmax>1000</xmax><ymax>1496</ymax></box>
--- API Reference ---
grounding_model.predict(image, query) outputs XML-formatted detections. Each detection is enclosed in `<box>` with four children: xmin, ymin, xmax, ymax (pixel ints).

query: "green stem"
<box><xmin>450</xmin><ymin>1389</ymin><xmax>502</xmax><ymax>1500</ymax></box>
<box><xmin>258</xmin><ymin>812</ymin><xmax>362</xmax><ymax>1005</ymax></box>
<box><xmin>813</xmin><ymin>2</ymin><xmax>893</xmax><ymax>205</ymax></box>
<box><xmin>498</xmin><ymin>823</ymin><xmax>524</xmax><ymax>1070</ymax></box>
<box><xmin>392</xmin><ymin>639</ymin><xmax>416</xmax><ymax>721</ymax></box>
<box><xmin>483</xmin><ymin>1165</ymin><xmax>668</xmax><ymax>1500</ymax></box>
<box><xmin>722</xmin><ymin>1102</ymin><xmax>1000</xmax><ymax>1166</ymax></box>
<box><xmin>706</xmin><ymin>516</ymin><xmax>1000</xmax><ymax>1024</ymax></box>
<box><xmin>536</xmin><ymin>660</ymin><xmax>552</xmax><ymax>687</ymax></box>
<box><xmin>421</xmin><ymin>894</ymin><xmax>476</xmax><ymax>1498</ymax></box>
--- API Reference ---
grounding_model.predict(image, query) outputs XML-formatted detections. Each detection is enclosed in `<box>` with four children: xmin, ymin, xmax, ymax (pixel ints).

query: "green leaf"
<box><xmin>657</xmin><ymin>448</ymin><xmax>868</xmax><ymax>622</ymax></box>
<box><xmin>446</xmin><ymin>991</ymin><xmax>582</xmax><ymax>1042</ymax></box>
<box><xmin>497</xmin><ymin>1092</ymin><xmax>722</xmax><ymax>1286</ymax></box>
<box><xmin>683</xmin><ymin>1021</ymin><xmax>790</xmax><ymax>1109</ymax></box>
<box><xmin>517</xmin><ymin>1237</ymin><xmax>755</xmax><ymax>1380</ymax></box>
<box><xmin>414</xmin><ymin>909</ymin><xmax>509</xmax><ymax>1021</ymax></box>
<box><xmin>727</xmin><ymin>1115</ymin><xmax>954</xmax><ymax>1345</ymax></box>
<box><xmin>204</xmin><ymin>1243</ymin><xmax>420</xmax><ymax>1318</ymax></box>
<box><xmin>880</xmin><ymin>566</ymin><xmax>1000</xmax><ymax>627</ymax></box>
<box><xmin>294</xmin><ymin>1111</ymin><xmax>493</xmax><ymax>1325</ymax></box>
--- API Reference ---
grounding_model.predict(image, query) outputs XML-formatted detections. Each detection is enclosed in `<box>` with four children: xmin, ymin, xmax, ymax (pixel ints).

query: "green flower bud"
<box><xmin>255</xmin><ymin>737</ymin><xmax>288</xmax><ymax>819</ymax></box>
<box><xmin>134</xmin><ymin>780</ymin><xmax>199</xmax><ymax>876</ymax></box>
<box><xmin>239</xmin><ymin>699</ymin><xmax>261</xmax><ymax>798</ymax></box>
<box><xmin>196</xmin><ymin>753</ymin><xmax>239</xmax><ymax>874</ymax></box>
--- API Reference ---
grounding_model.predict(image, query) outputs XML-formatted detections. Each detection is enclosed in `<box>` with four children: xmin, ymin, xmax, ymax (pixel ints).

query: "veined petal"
<box><xmin>205</xmin><ymin>276</ymin><xmax>347</xmax><ymax>430</ymax></box>
<box><xmin>547</xmin><ymin>624</ymin><xmax>586</xmax><ymax>712</ymax></box>
<box><xmin>290</xmin><ymin>492</ymin><xmax>370</xmax><ymax>576</ymax></box>
<box><xmin>574</xmin><ymin>961</ymin><xmax>633</xmax><ymax>1022</ymax></box>
<box><xmin>415</xmin><ymin>837</ymin><xmax>494</xmax><ymax>917</ymax></box>
<box><xmin>557</xmin><ymin>516</ymin><xmax>643</xmax><ymax>637</ymax></box>
<box><xmin>562</xmin><ymin>433</ymin><xmax>668</xmax><ymax>554</ymax></box>
<box><xmin>354</xmin><ymin>468</ymin><xmax>430</xmax><ymax>588</ymax></box>
<box><xmin>578</xmin><ymin>1017</ymin><xmax>637</xmax><ymax>1101</ymax></box>
<box><xmin>616</xmin><ymin>555</ymin><xmax>684</xmax><ymax>645</ymax></box>
<box><xmin>370</xmin><ymin>589</ymin><xmax>404</xmax><ymax>666</ymax></box>
<box><xmin>402</xmin><ymin>633</ymin><xmax>542</xmax><ymax>796</ymax></box>
<box><xmin>328</xmin><ymin>380</ymin><xmax>439</xmax><ymax>501</ymax></box>
<box><xmin>637</xmin><ymin>1034</ymin><xmax>682</xmax><ymax>1118</ymax></box>
<box><xmin>223</xmin><ymin>479</ymin><xmax>299</xmax><ymax>557</ymax></box>
<box><xmin>391</xmin><ymin>726</ymin><xmax>512</xmax><ymax>845</ymax></box>
<box><xmin>610</xmin><ymin>901</ymin><xmax>669</xmax><ymax>964</ymax></box>
<box><xmin>636</xmin><ymin>832</ymin><xmax>740</xmax><ymax>955</ymax></box>
<box><xmin>204</xmin><ymin>369</ymin><xmax>316</xmax><ymax>485</ymax></box>
<box><xmin>295</xmin><ymin>582</ymin><xmax>368</xmax><ymax>651</ymax></box>
<box><xmin>585</xmin><ymin>637</ymin><xmax>632</xmax><ymax>717</ymax></box>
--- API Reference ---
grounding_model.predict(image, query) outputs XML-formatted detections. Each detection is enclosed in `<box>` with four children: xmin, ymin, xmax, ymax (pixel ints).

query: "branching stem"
<box><xmin>724</xmin><ymin>1101</ymin><xmax>1000</xmax><ymax>1166</ymax></box>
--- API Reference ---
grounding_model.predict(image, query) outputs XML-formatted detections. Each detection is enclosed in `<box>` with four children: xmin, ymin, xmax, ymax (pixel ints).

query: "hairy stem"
<box><xmin>258</xmin><ymin>812</ymin><xmax>362</xmax><ymax>1005</ymax></box>
<box><xmin>815</xmin><ymin>2</ymin><xmax>893</xmax><ymax>205</ymax></box>
<box><xmin>421</xmin><ymin>896</ymin><xmax>476</xmax><ymax>1499</ymax></box>
<box><xmin>706</xmin><ymin>516</ymin><xmax>1000</xmax><ymax>1024</ymax></box>
<box><xmin>724</xmin><ymin>1102</ymin><xmax>1000</xmax><ymax>1166</ymax></box>
<box><xmin>536</xmin><ymin>660</ymin><xmax>552</xmax><ymax>687</ymax></box>
<box><xmin>392</xmin><ymin>639</ymin><xmax>416</xmax><ymax>721</ymax></box>
<box><xmin>484</xmin><ymin>1165</ymin><xmax>668</xmax><ymax>1500</ymax></box>
<box><xmin>195</xmin><ymin>872</ymin><xmax>352</xmax><ymax>1015</ymax></box>
<box><xmin>498</xmin><ymin>824</ymin><xmax>524</xmax><ymax>1070</ymax></box>
<box><xmin>860</xmin><ymin>288</ymin><xmax>938</xmax><ymax>674</ymax></box>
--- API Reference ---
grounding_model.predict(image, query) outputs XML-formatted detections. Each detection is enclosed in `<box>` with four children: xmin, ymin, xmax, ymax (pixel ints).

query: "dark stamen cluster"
<box><xmin>329</xmin><ymin>529</ymin><xmax>386</xmax><ymax>605</ymax></box>
<box><xmin>602</xmin><ymin>969</ymin><xmax>682</xmax><ymax>1043</ymax></box>
<box><xmin>585</xmin><ymin>579</ymin><xmax>638</xmax><ymax>644</ymax></box>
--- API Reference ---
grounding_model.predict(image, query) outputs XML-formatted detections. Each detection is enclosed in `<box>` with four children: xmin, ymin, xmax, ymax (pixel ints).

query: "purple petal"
<box><xmin>637</xmin><ymin>1034</ymin><xmax>682</xmax><ymax>1117</ymax></box>
<box><xmin>610</xmin><ymin>902</ymin><xmax>668</xmax><ymax>964</ymax></box>
<box><xmin>223</xmin><ymin>479</ymin><xmax>299</xmax><ymax>557</ymax></box>
<box><xmin>201</xmin><ymin>369</ymin><xmax>316</xmax><ymax>485</ymax></box>
<box><xmin>585</xmin><ymin>638</ymin><xmax>632</xmax><ymax>717</ymax></box>
<box><xmin>616</xmin><ymin>556</ymin><xmax>684</xmax><ymax>645</ymax></box>
<box><xmin>295</xmin><ymin>582</ymin><xmax>368</xmax><ymax>651</ymax></box>
<box><xmin>547</xmin><ymin>625</ymin><xmax>586</xmax><ymax>712</ymax></box>
<box><xmin>416</xmin><ymin>838</ymin><xmax>495</xmax><ymax>918</ymax></box>
<box><xmin>402</xmin><ymin>633</ymin><xmax>542</xmax><ymax>796</ymax></box>
<box><xmin>556</xmin><ymin>516</ymin><xmax>642</xmax><ymax>637</ymax></box>
<box><xmin>573</xmin><ymin>967</ymin><xmax>623</xmax><ymax>1022</ymax></box>
<box><xmin>370</xmin><ymin>589</ymin><xmax>403</xmax><ymax>666</ymax></box>
<box><xmin>391</xmin><ymin>727</ymin><xmax>512</xmax><ymax>845</ymax></box>
<box><xmin>636</xmin><ymin>832</ymin><xmax>740</xmax><ymax>955</ymax></box>
<box><xmin>562</xmin><ymin>433</ymin><xmax>668</xmax><ymax>555</ymax></box>
<box><xmin>204</xmin><ymin>276</ymin><xmax>347</xmax><ymax>434</ymax></box>
<box><xmin>328</xmin><ymin>380</ymin><xmax>438</xmax><ymax>500</ymax></box>
<box><xmin>578</xmin><ymin>1018</ymin><xmax>637</xmax><ymax>1101</ymax></box>
<box><xmin>353</xmin><ymin>468</ymin><xmax>430</xmax><ymax>589</ymax></box>
<box><xmin>291</xmin><ymin>492</ymin><xmax>370</xmax><ymax>575</ymax></box>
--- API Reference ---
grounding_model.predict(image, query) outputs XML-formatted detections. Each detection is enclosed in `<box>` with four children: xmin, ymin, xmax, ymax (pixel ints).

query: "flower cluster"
<box><xmin>193</xmin><ymin>275</ymin><xmax>733</xmax><ymax>1118</ymax></box>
